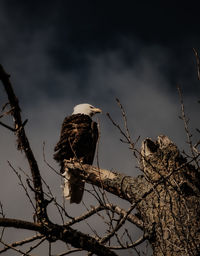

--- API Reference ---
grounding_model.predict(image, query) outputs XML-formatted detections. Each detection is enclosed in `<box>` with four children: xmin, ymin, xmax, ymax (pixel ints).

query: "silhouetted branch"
<box><xmin>8</xmin><ymin>161</ymin><xmax>36</xmax><ymax>211</ymax></box>
<box><xmin>0</xmin><ymin>64</ymin><xmax>47</xmax><ymax>223</ymax></box>
<box><xmin>0</xmin><ymin>202</ymin><xmax>5</xmax><ymax>241</ymax></box>
<box><xmin>65</xmin><ymin>203</ymin><xmax>143</xmax><ymax>229</ymax></box>
<box><xmin>58</xmin><ymin>248</ymin><xmax>83</xmax><ymax>256</ymax></box>
<box><xmin>0</xmin><ymin>218</ymin><xmax>41</xmax><ymax>232</ymax></box>
<box><xmin>23</xmin><ymin>236</ymin><xmax>46</xmax><ymax>255</ymax></box>
<box><xmin>0</xmin><ymin>239</ymin><xmax>33</xmax><ymax>256</ymax></box>
<box><xmin>0</xmin><ymin>217</ymin><xmax>119</xmax><ymax>256</ymax></box>
<box><xmin>107</xmin><ymin>99</ymin><xmax>140</xmax><ymax>158</ymax></box>
<box><xmin>0</xmin><ymin>121</ymin><xmax>16</xmax><ymax>131</ymax></box>
<box><xmin>177</xmin><ymin>85</ymin><xmax>200</xmax><ymax>169</ymax></box>
<box><xmin>193</xmin><ymin>48</ymin><xmax>200</xmax><ymax>80</ymax></box>
<box><xmin>107</xmin><ymin>234</ymin><xmax>147</xmax><ymax>249</ymax></box>
<box><xmin>0</xmin><ymin>234</ymin><xmax>44</xmax><ymax>254</ymax></box>
<box><xmin>99</xmin><ymin>203</ymin><xmax>140</xmax><ymax>245</ymax></box>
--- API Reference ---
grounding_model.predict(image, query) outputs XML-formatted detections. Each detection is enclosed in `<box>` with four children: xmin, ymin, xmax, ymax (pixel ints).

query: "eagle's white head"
<box><xmin>72</xmin><ymin>103</ymin><xmax>102</xmax><ymax>117</ymax></box>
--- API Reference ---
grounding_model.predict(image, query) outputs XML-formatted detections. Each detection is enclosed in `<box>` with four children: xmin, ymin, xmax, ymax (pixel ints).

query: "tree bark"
<box><xmin>66</xmin><ymin>135</ymin><xmax>200</xmax><ymax>255</ymax></box>
<box><xmin>140</xmin><ymin>135</ymin><xmax>200</xmax><ymax>255</ymax></box>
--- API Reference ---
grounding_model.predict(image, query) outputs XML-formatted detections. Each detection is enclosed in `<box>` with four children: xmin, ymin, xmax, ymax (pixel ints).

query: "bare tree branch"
<box><xmin>8</xmin><ymin>161</ymin><xmax>36</xmax><ymax>211</ymax></box>
<box><xmin>23</xmin><ymin>236</ymin><xmax>46</xmax><ymax>255</ymax></box>
<box><xmin>0</xmin><ymin>234</ymin><xmax>44</xmax><ymax>254</ymax></box>
<box><xmin>0</xmin><ymin>218</ymin><xmax>42</xmax><ymax>232</ymax></box>
<box><xmin>0</xmin><ymin>239</ymin><xmax>35</xmax><ymax>256</ymax></box>
<box><xmin>57</xmin><ymin>248</ymin><xmax>83</xmax><ymax>256</ymax></box>
<box><xmin>0</xmin><ymin>217</ymin><xmax>119</xmax><ymax>256</ymax></box>
<box><xmin>177</xmin><ymin>85</ymin><xmax>200</xmax><ymax>170</ymax></box>
<box><xmin>0</xmin><ymin>64</ymin><xmax>48</xmax><ymax>223</ymax></box>
<box><xmin>107</xmin><ymin>234</ymin><xmax>147</xmax><ymax>250</ymax></box>
<box><xmin>0</xmin><ymin>120</ymin><xmax>16</xmax><ymax>131</ymax></box>
<box><xmin>193</xmin><ymin>48</ymin><xmax>200</xmax><ymax>80</ymax></box>
<box><xmin>64</xmin><ymin>161</ymin><xmax>147</xmax><ymax>203</ymax></box>
<box><xmin>65</xmin><ymin>203</ymin><xmax>143</xmax><ymax>229</ymax></box>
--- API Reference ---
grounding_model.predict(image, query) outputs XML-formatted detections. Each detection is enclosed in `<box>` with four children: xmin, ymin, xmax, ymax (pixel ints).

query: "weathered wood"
<box><xmin>64</xmin><ymin>160</ymin><xmax>149</xmax><ymax>204</ymax></box>
<box><xmin>140</xmin><ymin>135</ymin><xmax>200</xmax><ymax>255</ymax></box>
<box><xmin>65</xmin><ymin>135</ymin><xmax>200</xmax><ymax>255</ymax></box>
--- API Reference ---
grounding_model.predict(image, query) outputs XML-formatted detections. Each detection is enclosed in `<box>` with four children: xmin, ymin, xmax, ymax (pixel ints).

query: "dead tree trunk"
<box><xmin>140</xmin><ymin>135</ymin><xmax>200</xmax><ymax>255</ymax></box>
<box><xmin>66</xmin><ymin>135</ymin><xmax>200</xmax><ymax>255</ymax></box>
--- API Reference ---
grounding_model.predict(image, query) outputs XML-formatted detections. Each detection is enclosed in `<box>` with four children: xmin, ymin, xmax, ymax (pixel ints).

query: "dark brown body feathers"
<box><xmin>54</xmin><ymin>114</ymin><xmax>99</xmax><ymax>203</ymax></box>
<box><xmin>54</xmin><ymin>114</ymin><xmax>98</xmax><ymax>167</ymax></box>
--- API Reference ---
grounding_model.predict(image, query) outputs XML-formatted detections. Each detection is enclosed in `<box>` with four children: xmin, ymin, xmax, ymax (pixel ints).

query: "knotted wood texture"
<box><xmin>140</xmin><ymin>135</ymin><xmax>200</xmax><ymax>255</ymax></box>
<box><xmin>66</xmin><ymin>135</ymin><xmax>200</xmax><ymax>255</ymax></box>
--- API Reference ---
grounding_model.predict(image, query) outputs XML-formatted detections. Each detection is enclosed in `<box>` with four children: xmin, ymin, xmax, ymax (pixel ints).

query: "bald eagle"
<box><xmin>54</xmin><ymin>103</ymin><xmax>101</xmax><ymax>204</ymax></box>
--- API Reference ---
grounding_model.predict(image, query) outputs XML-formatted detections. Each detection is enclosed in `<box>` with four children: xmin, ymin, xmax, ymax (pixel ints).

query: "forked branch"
<box><xmin>0</xmin><ymin>64</ymin><xmax>47</xmax><ymax>223</ymax></box>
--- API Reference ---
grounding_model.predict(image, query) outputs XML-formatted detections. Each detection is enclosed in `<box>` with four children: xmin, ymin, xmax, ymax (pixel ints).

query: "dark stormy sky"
<box><xmin>0</xmin><ymin>1</ymin><xmax>200</xmax><ymax>255</ymax></box>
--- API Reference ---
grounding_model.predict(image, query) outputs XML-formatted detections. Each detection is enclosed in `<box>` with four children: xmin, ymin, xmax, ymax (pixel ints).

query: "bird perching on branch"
<box><xmin>54</xmin><ymin>103</ymin><xmax>102</xmax><ymax>204</ymax></box>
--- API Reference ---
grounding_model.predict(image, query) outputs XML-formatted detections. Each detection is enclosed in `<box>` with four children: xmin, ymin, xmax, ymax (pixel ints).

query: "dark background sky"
<box><xmin>1</xmin><ymin>1</ymin><xmax>200</xmax><ymax>93</ymax></box>
<box><xmin>0</xmin><ymin>1</ymin><xmax>200</xmax><ymax>255</ymax></box>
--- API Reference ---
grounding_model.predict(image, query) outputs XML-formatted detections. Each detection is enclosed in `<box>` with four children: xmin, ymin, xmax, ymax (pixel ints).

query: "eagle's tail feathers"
<box><xmin>62</xmin><ymin>171</ymin><xmax>71</xmax><ymax>199</ymax></box>
<box><xmin>62</xmin><ymin>171</ymin><xmax>85</xmax><ymax>204</ymax></box>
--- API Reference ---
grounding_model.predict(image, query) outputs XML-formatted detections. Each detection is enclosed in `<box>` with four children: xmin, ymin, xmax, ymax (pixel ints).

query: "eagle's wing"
<box><xmin>54</xmin><ymin>114</ymin><xmax>99</xmax><ymax>203</ymax></box>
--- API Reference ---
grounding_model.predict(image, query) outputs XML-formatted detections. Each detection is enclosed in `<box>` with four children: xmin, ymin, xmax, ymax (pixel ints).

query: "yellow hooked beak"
<box><xmin>93</xmin><ymin>107</ymin><xmax>102</xmax><ymax>114</ymax></box>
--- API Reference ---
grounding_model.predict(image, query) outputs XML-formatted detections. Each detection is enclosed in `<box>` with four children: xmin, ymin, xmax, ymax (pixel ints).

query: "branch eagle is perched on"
<box><xmin>54</xmin><ymin>103</ymin><xmax>101</xmax><ymax>204</ymax></box>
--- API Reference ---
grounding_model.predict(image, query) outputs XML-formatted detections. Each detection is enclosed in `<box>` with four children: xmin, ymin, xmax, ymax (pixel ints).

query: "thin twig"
<box><xmin>177</xmin><ymin>85</ymin><xmax>200</xmax><ymax>169</ymax></box>
<box><xmin>0</xmin><ymin>107</ymin><xmax>15</xmax><ymax>119</ymax></box>
<box><xmin>107</xmin><ymin>235</ymin><xmax>146</xmax><ymax>250</ymax></box>
<box><xmin>0</xmin><ymin>234</ymin><xmax>44</xmax><ymax>254</ymax></box>
<box><xmin>0</xmin><ymin>120</ymin><xmax>16</xmax><ymax>131</ymax></box>
<box><xmin>1</xmin><ymin>102</ymin><xmax>10</xmax><ymax>111</ymax></box>
<box><xmin>43</xmin><ymin>142</ymin><xmax>63</xmax><ymax>177</ymax></box>
<box><xmin>99</xmin><ymin>202</ymin><xmax>137</xmax><ymax>245</ymax></box>
<box><xmin>23</xmin><ymin>236</ymin><xmax>46</xmax><ymax>255</ymax></box>
<box><xmin>116</xmin><ymin>98</ymin><xmax>134</xmax><ymax>149</ymax></box>
<box><xmin>107</xmin><ymin>109</ymin><xmax>139</xmax><ymax>159</ymax></box>
<box><xmin>0</xmin><ymin>202</ymin><xmax>5</xmax><ymax>240</ymax></box>
<box><xmin>7</xmin><ymin>161</ymin><xmax>36</xmax><ymax>211</ymax></box>
<box><xmin>0</xmin><ymin>239</ymin><xmax>35</xmax><ymax>256</ymax></box>
<box><xmin>65</xmin><ymin>203</ymin><xmax>143</xmax><ymax>229</ymax></box>
<box><xmin>42</xmin><ymin>141</ymin><xmax>73</xmax><ymax>221</ymax></box>
<box><xmin>193</xmin><ymin>48</ymin><xmax>200</xmax><ymax>80</ymax></box>
<box><xmin>56</xmin><ymin>248</ymin><xmax>82</xmax><ymax>256</ymax></box>
<box><xmin>95</xmin><ymin>119</ymin><xmax>114</xmax><ymax>210</ymax></box>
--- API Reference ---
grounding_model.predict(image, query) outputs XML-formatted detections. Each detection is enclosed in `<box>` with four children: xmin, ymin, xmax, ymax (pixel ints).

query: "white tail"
<box><xmin>62</xmin><ymin>171</ymin><xmax>85</xmax><ymax>204</ymax></box>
